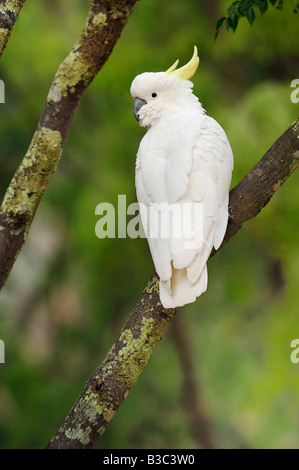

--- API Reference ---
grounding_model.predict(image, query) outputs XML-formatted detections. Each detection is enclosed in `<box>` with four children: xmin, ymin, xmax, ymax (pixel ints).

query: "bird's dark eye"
<box><xmin>152</xmin><ymin>92</ymin><xmax>157</xmax><ymax>98</ymax></box>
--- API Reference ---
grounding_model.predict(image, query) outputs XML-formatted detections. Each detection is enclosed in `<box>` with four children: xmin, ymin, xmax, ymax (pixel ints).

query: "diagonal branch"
<box><xmin>0</xmin><ymin>0</ymin><xmax>138</xmax><ymax>290</ymax></box>
<box><xmin>0</xmin><ymin>0</ymin><xmax>26</xmax><ymax>59</ymax></box>
<box><xmin>47</xmin><ymin>118</ymin><xmax>299</xmax><ymax>449</ymax></box>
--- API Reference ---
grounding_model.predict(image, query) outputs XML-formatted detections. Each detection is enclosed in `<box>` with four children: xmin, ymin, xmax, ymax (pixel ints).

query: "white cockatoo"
<box><xmin>130</xmin><ymin>47</ymin><xmax>233</xmax><ymax>309</ymax></box>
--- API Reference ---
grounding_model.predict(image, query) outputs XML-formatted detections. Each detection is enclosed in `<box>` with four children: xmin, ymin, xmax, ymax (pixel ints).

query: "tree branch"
<box><xmin>218</xmin><ymin>118</ymin><xmax>299</xmax><ymax>251</ymax></box>
<box><xmin>0</xmin><ymin>0</ymin><xmax>26</xmax><ymax>59</ymax></box>
<box><xmin>0</xmin><ymin>0</ymin><xmax>138</xmax><ymax>290</ymax></box>
<box><xmin>47</xmin><ymin>118</ymin><xmax>299</xmax><ymax>449</ymax></box>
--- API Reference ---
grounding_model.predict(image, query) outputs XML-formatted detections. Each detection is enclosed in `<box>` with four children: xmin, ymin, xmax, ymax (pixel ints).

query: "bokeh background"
<box><xmin>0</xmin><ymin>0</ymin><xmax>298</xmax><ymax>449</ymax></box>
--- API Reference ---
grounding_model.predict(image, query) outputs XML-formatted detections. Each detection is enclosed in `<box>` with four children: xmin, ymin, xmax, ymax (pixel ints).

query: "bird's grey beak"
<box><xmin>133</xmin><ymin>98</ymin><xmax>147</xmax><ymax>122</ymax></box>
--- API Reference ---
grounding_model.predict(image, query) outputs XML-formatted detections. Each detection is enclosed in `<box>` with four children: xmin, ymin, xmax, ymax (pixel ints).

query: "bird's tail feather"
<box><xmin>159</xmin><ymin>265</ymin><xmax>208</xmax><ymax>308</ymax></box>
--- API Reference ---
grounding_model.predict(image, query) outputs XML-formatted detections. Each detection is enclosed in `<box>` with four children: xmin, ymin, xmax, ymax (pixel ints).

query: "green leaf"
<box><xmin>236</xmin><ymin>7</ymin><xmax>246</xmax><ymax>17</ymax></box>
<box><xmin>276</xmin><ymin>0</ymin><xmax>284</xmax><ymax>9</ymax></box>
<box><xmin>239</xmin><ymin>0</ymin><xmax>252</xmax><ymax>7</ymax></box>
<box><xmin>259</xmin><ymin>0</ymin><xmax>268</xmax><ymax>13</ymax></box>
<box><xmin>215</xmin><ymin>16</ymin><xmax>226</xmax><ymax>29</ymax></box>
<box><xmin>269</xmin><ymin>0</ymin><xmax>277</xmax><ymax>5</ymax></box>
<box><xmin>246</xmin><ymin>6</ymin><xmax>256</xmax><ymax>24</ymax></box>
<box><xmin>214</xmin><ymin>16</ymin><xmax>226</xmax><ymax>41</ymax></box>
<box><xmin>227</xmin><ymin>4</ymin><xmax>237</xmax><ymax>15</ymax></box>
<box><xmin>225</xmin><ymin>16</ymin><xmax>234</xmax><ymax>30</ymax></box>
<box><xmin>230</xmin><ymin>14</ymin><xmax>239</xmax><ymax>31</ymax></box>
<box><xmin>214</xmin><ymin>29</ymin><xmax>220</xmax><ymax>41</ymax></box>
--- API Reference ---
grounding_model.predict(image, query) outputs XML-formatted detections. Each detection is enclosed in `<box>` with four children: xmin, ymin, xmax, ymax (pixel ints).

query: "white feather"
<box><xmin>131</xmin><ymin>71</ymin><xmax>233</xmax><ymax>308</ymax></box>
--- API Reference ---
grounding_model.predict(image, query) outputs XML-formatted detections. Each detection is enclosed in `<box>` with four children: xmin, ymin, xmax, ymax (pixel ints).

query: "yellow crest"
<box><xmin>164</xmin><ymin>46</ymin><xmax>199</xmax><ymax>80</ymax></box>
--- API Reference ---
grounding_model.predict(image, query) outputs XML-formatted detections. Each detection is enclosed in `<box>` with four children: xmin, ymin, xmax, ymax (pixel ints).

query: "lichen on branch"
<box><xmin>53</xmin><ymin>11</ymin><xmax>109</xmax><ymax>98</ymax></box>
<box><xmin>1</xmin><ymin>127</ymin><xmax>62</xmax><ymax>232</ymax></box>
<box><xmin>0</xmin><ymin>127</ymin><xmax>62</xmax><ymax>283</ymax></box>
<box><xmin>48</xmin><ymin>275</ymin><xmax>176</xmax><ymax>449</ymax></box>
<box><xmin>0</xmin><ymin>0</ymin><xmax>26</xmax><ymax>58</ymax></box>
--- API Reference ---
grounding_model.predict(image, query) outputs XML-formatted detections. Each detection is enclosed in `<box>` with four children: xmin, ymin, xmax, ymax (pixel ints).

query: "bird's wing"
<box><xmin>184</xmin><ymin>115</ymin><xmax>234</xmax><ymax>286</ymax></box>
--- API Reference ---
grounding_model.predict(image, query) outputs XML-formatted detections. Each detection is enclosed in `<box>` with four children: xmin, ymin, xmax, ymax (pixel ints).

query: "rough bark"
<box><xmin>0</xmin><ymin>0</ymin><xmax>138</xmax><ymax>289</ymax></box>
<box><xmin>0</xmin><ymin>0</ymin><xmax>26</xmax><ymax>59</ymax></box>
<box><xmin>47</xmin><ymin>118</ymin><xmax>299</xmax><ymax>449</ymax></box>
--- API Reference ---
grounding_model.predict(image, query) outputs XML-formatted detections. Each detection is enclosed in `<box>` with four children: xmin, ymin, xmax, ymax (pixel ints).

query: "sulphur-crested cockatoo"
<box><xmin>130</xmin><ymin>47</ymin><xmax>233</xmax><ymax>308</ymax></box>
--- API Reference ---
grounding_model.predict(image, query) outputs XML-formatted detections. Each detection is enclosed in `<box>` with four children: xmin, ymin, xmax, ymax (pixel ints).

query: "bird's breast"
<box><xmin>135</xmin><ymin>111</ymin><xmax>205</xmax><ymax>204</ymax></box>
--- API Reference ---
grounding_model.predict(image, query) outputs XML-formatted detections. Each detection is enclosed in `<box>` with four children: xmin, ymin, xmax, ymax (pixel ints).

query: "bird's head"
<box><xmin>130</xmin><ymin>46</ymin><xmax>200</xmax><ymax>128</ymax></box>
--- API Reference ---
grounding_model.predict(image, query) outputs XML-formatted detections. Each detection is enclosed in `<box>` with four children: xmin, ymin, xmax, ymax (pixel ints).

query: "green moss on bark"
<box><xmin>1</xmin><ymin>127</ymin><xmax>62</xmax><ymax>234</ymax></box>
<box><xmin>54</xmin><ymin>11</ymin><xmax>108</xmax><ymax>96</ymax></box>
<box><xmin>0</xmin><ymin>1</ymin><xmax>25</xmax><ymax>57</ymax></box>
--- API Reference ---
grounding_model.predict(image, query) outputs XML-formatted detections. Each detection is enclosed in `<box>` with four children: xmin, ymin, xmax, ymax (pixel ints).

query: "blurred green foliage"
<box><xmin>215</xmin><ymin>0</ymin><xmax>299</xmax><ymax>39</ymax></box>
<box><xmin>0</xmin><ymin>0</ymin><xmax>298</xmax><ymax>449</ymax></box>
